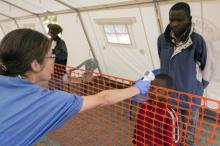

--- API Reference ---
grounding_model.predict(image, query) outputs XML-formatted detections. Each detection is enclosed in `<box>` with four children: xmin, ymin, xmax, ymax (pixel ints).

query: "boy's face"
<box><xmin>151</xmin><ymin>78</ymin><xmax>167</xmax><ymax>88</ymax></box>
<box><xmin>148</xmin><ymin>78</ymin><xmax>167</xmax><ymax>101</ymax></box>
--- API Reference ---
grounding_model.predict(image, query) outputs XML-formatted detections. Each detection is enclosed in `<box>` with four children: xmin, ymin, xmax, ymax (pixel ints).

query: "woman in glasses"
<box><xmin>0</xmin><ymin>29</ymin><xmax>151</xmax><ymax>146</ymax></box>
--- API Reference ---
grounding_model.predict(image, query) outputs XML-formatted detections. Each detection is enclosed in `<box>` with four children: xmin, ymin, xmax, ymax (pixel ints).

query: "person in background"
<box><xmin>132</xmin><ymin>74</ymin><xmax>181</xmax><ymax>146</ymax></box>
<box><xmin>48</xmin><ymin>23</ymin><xmax>68</xmax><ymax>77</ymax></box>
<box><xmin>157</xmin><ymin>2</ymin><xmax>213</xmax><ymax>145</ymax></box>
<box><xmin>0</xmin><ymin>29</ymin><xmax>151</xmax><ymax>145</ymax></box>
<box><xmin>47</xmin><ymin>24</ymin><xmax>68</xmax><ymax>90</ymax></box>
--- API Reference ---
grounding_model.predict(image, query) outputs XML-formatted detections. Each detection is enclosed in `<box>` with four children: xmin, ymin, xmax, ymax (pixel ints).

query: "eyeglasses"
<box><xmin>46</xmin><ymin>54</ymin><xmax>56</xmax><ymax>59</ymax></box>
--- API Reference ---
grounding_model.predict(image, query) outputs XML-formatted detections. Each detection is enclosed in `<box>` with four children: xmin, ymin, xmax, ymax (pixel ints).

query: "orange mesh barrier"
<box><xmin>44</xmin><ymin>64</ymin><xmax>220</xmax><ymax>146</ymax></box>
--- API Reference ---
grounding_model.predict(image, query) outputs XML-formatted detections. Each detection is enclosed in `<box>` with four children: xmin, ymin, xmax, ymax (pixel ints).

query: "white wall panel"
<box><xmin>17</xmin><ymin>17</ymin><xmax>45</xmax><ymax>34</ymax></box>
<box><xmin>60</xmin><ymin>0</ymin><xmax>134</xmax><ymax>8</ymax></box>
<box><xmin>82</xmin><ymin>8</ymin><xmax>154</xmax><ymax>80</ymax></box>
<box><xmin>0</xmin><ymin>1</ymin><xmax>29</xmax><ymax>17</ymax></box>
<box><xmin>0</xmin><ymin>26</ymin><xmax>5</xmax><ymax>41</ymax></box>
<box><xmin>140</xmin><ymin>3</ymin><xmax>160</xmax><ymax>69</ymax></box>
<box><xmin>1</xmin><ymin>20</ymin><xmax>18</xmax><ymax>34</ymax></box>
<box><xmin>0</xmin><ymin>15</ymin><xmax>8</xmax><ymax>21</ymax></box>
<box><xmin>56</xmin><ymin>13</ymin><xmax>91</xmax><ymax>68</ymax></box>
<box><xmin>4</xmin><ymin>0</ymin><xmax>68</xmax><ymax>14</ymax></box>
<box><xmin>201</xmin><ymin>0</ymin><xmax>220</xmax><ymax>103</ymax></box>
<box><xmin>81</xmin><ymin>12</ymin><xmax>108</xmax><ymax>74</ymax></box>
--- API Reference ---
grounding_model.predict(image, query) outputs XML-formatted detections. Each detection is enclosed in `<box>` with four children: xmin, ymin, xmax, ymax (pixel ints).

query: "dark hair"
<box><xmin>47</xmin><ymin>24</ymin><xmax>63</xmax><ymax>34</ymax></box>
<box><xmin>152</xmin><ymin>74</ymin><xmax>173</xmax><ymax>89</ymax></box>
<box><xmin>0</xmin><ymin>29</ymin><xmax>51</xmax><ymax>76</ymax></box>
<box><xmin>149</xmin><ymin>74</ymin><xmax>173</xmax><ymax>102</ymax></box>
<box><xmin>170</xmin><ymin>2</ymin><xmax>191</xmax><ymax>17</ymax></box>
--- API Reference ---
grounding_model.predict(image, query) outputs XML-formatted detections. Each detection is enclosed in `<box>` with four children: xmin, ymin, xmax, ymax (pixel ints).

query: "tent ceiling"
<box><xmin>4</xmin><ymin>0</ymin><xmax>69</xmax><ymax>13</ymax></box>
<box><xmin>0</xmin><ymin>15</ymin><xmax>8</xmax><ymax>21</ymax></box>
<box><xmin>0</xmin><ymin>1</ymin><xmax>29</xmax><ymax>18</ymax></box>
<box><xmin>0</xmin><ymin>0</ymin><xmax>156</xmax><ymax>21</ymax></box>
<box><xmin>60</xmin><ymin>0</ymin><xmax>138</xmax><ymax>8</ymax></box>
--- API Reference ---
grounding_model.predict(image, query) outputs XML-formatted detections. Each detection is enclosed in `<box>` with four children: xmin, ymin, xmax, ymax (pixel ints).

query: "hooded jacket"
<box><xmin>158</xmin><ymin>24</ymin><xmax>212</xmax><ymax>105</ymax></box>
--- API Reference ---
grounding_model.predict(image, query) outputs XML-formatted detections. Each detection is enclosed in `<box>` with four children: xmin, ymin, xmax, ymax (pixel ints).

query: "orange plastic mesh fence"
<box><xmin>46</xmin><ymin>64</ymin><xmax>220</xmax><ymax>146</ymax></box>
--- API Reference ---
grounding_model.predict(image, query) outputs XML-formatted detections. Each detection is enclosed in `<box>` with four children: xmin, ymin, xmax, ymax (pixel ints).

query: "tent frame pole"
<box><xmin>0</xmin><ymin>12</ymin><xmax>19</xmax><ymax>28</ymax></box>
<box><xmin>1</xmin><ymin>0</ymin><xmax>48</xmax><ymax>34</ymax></box>
<box><xmin>55</xmin><ymin>0</ymin><xmax>102</xmax><ymax>74</ymax></box>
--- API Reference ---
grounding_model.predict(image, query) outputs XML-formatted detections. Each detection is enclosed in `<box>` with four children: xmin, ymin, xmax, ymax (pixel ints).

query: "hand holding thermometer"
<box><xmin>143</xmin><ymin>71</ymin><xmax>155</xmax><ymax>81</ymax></box>
<box><xmin>132</xmin><ymin>71</ymin><xmax>155</xmax><ymax>102</ymax></box>
<box><xmin>130</xmin><ymin>71</ymin><xmax>154</xmax><ymax>121</ymax></box>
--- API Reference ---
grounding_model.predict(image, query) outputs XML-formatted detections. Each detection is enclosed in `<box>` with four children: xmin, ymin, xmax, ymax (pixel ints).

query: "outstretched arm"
<box><xmin>79</xmin><ymin>80</ymin><xmax>150</xmax><ymax>113</ymax></box>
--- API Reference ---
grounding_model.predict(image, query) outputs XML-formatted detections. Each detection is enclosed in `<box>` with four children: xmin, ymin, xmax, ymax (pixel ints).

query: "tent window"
<box><xmin>103</xmin><ymin>24</ymin><xmax>131</xmax><ymax>45</ymax></box>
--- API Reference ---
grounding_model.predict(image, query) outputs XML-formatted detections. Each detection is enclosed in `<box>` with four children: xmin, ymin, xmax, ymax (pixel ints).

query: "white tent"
<box><xmin>0</xmin><ymin>0</ymin><xmax>220</xmax><ymax>108</ymax></box>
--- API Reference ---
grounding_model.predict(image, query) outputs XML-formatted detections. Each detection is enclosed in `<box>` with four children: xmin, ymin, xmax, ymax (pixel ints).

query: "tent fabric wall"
<box><xmin>0</xmin><ymin>20</ymin><xmax>18</xmax><ymax>34</ymax></box>
<box><xmin>1</xmin><ymin>0</ymin><xmax>68</xmax><ymax>14</ymax></box>
<box><xmin>0</xmin><ymin>15</ymin><xmax>8</xmax><ymax>21</ymax></box>
<box><xmin>0</xmin><ymin>0</ymin><xmax>219</xmax><ymax>105</ymax></box>
<box><xmin>56</xmin><ymin>13</ymin><xmax>92</xmax><ymax>68</ymax></box>
<box><xmin>80</xmin><ymin>6</ymin><xmax>158</xmax><ymax>80</ymax></box>
<box><xmin>0</xmin><ymin>27</ymin><xmax>4</xmax><ymax>41</ymax></box>
<box><xmin>0</xmin><ymin>0</ymin><xmax>29</xmax><ymax>17</ymax></box>
<box><xmin>140</xmin><ymin>4</ymin><xmax>161</xmax><ymax>69</ymax></box>
<box><xmin>200</xmin><ymin>0</ymin><xmax>220</xmax><ymax>103</ymax></box>
<box><xmin>16</xmin><ymin>17</ymin><xmax>46</xmax><ymax>33</ymax></box>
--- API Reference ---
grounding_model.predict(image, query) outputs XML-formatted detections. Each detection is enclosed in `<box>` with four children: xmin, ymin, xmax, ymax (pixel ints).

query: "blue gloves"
<box><xmin>131</xmin><ymin>69</ymin><xmax>159</xmax><ymax>102</ymax></box>
<box><xmin>132</xmin><ymin>79</ymin><xmax>151</xmax><ymax>102</ymax></box>
<box><xmin>133</xmin><ymin>79</ymin><xmax>151</xmax><ymax>96</ymax></box>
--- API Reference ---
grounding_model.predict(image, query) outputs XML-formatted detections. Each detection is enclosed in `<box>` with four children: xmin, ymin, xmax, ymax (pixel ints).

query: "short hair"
<box><xmin>148</xmin><ymin>74</ymin><xmax>172</xmax><ymax>102</ymax></box>
<box><xmin>170</xmin><ymin>2</ymin><xmax>191</xmax><ymax>17</ymax></box>
<box><xmin>47</xmin><ymin>24</ymin><xmax>63</xmax><ymax>34</ymax></box>
<box><xmin>0</xmin><ymin>29</ymin><xmax>51</xmax><ymax>76</ymax></box>
<box><xmin>153</xmin><ymin>74</ymin><xmax>173</xmax><ymax>89</ymax></box>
